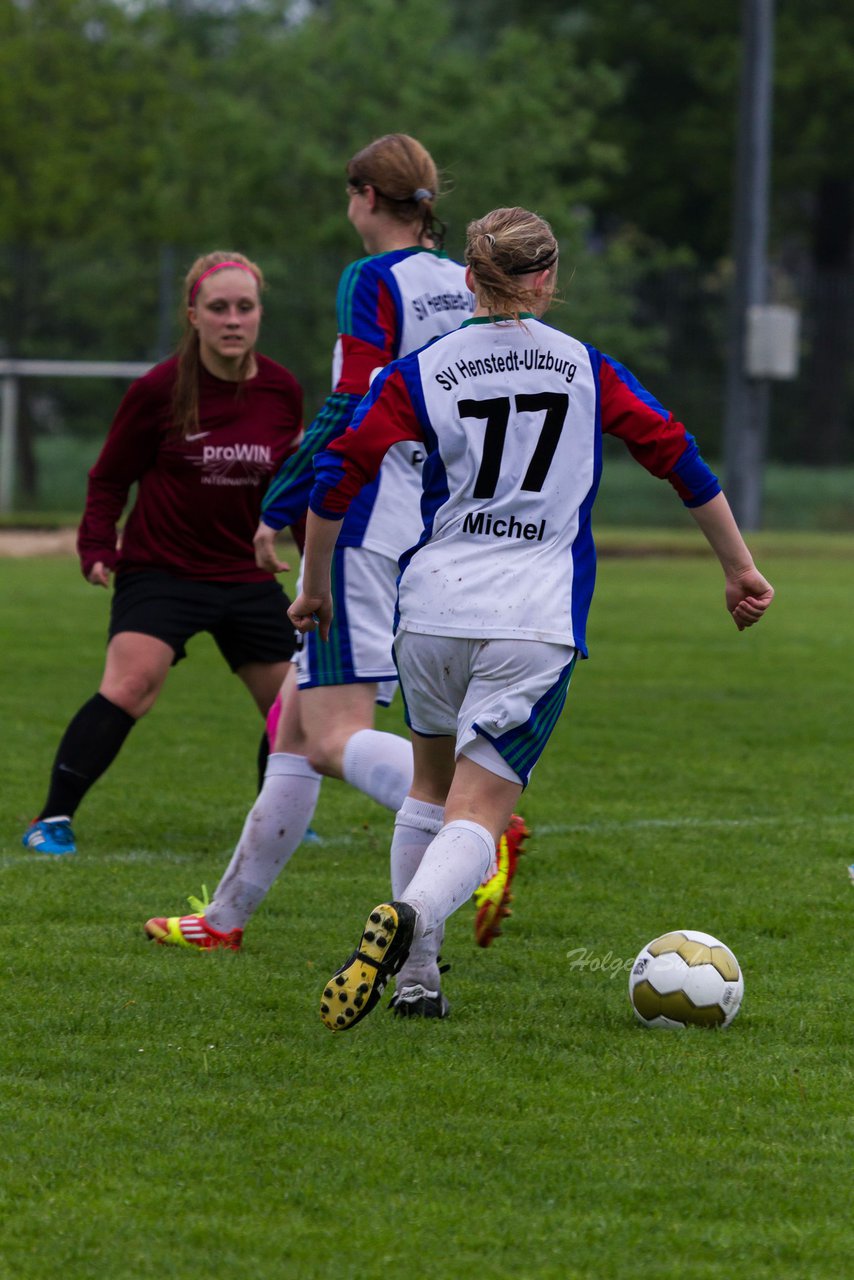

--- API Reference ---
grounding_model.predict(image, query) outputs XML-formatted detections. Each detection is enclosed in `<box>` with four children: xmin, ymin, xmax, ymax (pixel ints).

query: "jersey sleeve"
<box><xmin>334</xmin><ymin>256</ymin><xmax>399</xmax><ymax>387</ymax></box>
<box><xmin>76</xmin><ymin>377</ymin><xmax>161</xmax><ymax>577</ymax></box>
<box><xmin>260</xmin><ymin>258</ymin><xmax>401</xmax><ymax>530</ymax></box>
<box><xmin>261</xmin><ymin>391</ymin><xmax>361</xmax><ymax>530</ymax></box>
<box><xmin>595</xmin><ymin>353</ymin><xmax>721</xmax><ymax>507</ymax></box>
<box><xmin>309</xmin><ymin>364</ymin><xmax>424</xmax><ymax>519</ymax></box>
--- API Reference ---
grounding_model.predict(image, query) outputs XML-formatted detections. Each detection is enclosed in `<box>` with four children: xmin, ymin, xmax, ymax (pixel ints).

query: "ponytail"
<box><xmin>465</xmin><ymin>208</ymin><xmax>558</xmax><ymax>320</ymax></box>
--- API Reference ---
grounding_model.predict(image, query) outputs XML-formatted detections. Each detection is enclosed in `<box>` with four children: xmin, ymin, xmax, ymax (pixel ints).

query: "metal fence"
<box><xmin>1</xmin><ymin>243</ymin><xmax>851</xmax><ymax>518</ymax></box>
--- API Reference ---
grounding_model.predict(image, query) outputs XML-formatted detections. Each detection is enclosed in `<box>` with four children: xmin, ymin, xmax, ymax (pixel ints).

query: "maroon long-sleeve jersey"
<box><xmin>77</xmin><ymin>354</ymin><xmax>303</xmax><ymax>583</ymax></box>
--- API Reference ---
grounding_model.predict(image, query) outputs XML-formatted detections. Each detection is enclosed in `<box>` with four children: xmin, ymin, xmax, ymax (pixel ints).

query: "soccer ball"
<box><xmin>628</xmin><ymin>930</ymin><xmax>744</xmax><ymax>1029</ymax></box>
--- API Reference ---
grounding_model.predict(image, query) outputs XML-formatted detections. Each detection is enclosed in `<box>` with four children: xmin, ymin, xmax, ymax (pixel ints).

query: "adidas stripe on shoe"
<box><xmin>389</xmin><ymin>983</ymin><xmax>450</xmax><ymax>1019</ymax></box>
<box><xmin>144</xmin><ymin>910</ymin><xmax>242</xmax><ymax>951</ymax></box>
<box><xmin>22</xmin><ymin>817</ymin><xmax>76</xmax><ymax>856</ymax></box>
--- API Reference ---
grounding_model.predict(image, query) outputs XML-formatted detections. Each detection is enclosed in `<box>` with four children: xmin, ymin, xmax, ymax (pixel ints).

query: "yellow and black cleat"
<box><xmin>320</xmin><ymin>901</ymin><xmax>416</xmax><ymax>1031</ymax></box>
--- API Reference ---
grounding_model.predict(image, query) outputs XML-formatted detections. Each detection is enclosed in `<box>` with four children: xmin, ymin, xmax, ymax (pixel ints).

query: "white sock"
<box><xmin>402</xmin><ymin>820</ymin><xmax>495</xmax><ymax>939</ymax></box>
<box><xmin>390</xmin><ymin>796</ymin><xmax>444</xmax><ymax>895</ymax></box>
<box><xmin>207</xmin><ymin>753</ymin><xmax>321</xmax><ymax>933</ymax></box>
<box><xmin>341</xmin><ymin>728</ymin><xmax>413</xmax><ymax>811</ymax></box>
<box><xmin>391</xmin><ymin>797</ymin><xmax>446</xmax><ymax>991</ymax></box>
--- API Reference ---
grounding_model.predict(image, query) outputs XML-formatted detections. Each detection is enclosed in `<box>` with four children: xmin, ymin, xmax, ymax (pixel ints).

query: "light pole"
<box><xmin>722</xmin><ymin>0</ymin><xmax>775</xmax><ymax>529</ymax></box>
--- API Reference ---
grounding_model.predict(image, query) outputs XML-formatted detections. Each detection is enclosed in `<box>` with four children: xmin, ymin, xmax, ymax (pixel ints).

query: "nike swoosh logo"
<box><xmin>58</xmin><ymin>763</ymin><xmax>89</xmax><ymax>779</ymax></box>
<box><xmin>185</xmin><ymin>431</ymin><xmax>211</xmax><ymax>442</ymax></box>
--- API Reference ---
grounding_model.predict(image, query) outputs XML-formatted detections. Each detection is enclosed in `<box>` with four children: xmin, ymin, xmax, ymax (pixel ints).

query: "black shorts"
<box><xmin>109</xmin><ymin>571</ymin><xmax>297</xmax><ymax>671</ymax></box>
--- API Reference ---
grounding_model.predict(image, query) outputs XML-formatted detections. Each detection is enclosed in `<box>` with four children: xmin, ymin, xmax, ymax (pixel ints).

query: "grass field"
<box><xmin>8</xmin><ymin>435</ymin><xmax>854</xmax><ymax>532</ymax></box>
<box><xmin>1</xmin><ymin>533</ymin><xmax>852</xmax><ymax>1279</ymax></box>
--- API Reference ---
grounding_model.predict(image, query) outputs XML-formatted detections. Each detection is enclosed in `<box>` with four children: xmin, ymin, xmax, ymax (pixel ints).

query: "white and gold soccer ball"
<box><xmin>628</xmin><ymin>930</ymin><xmax>744</xmax><ymax>1029</ymax></box>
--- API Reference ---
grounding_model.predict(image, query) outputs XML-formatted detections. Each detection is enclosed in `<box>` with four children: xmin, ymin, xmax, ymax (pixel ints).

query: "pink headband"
<box><xmin>189</xmin><ymin>261</ymin><xmax>260</xmax><ymax>304</ymax></box>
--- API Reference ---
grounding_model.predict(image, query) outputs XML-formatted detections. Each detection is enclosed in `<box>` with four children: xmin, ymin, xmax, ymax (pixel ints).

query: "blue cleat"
<box><xmin>22</xmin><ymin>818</ymin><xmax>77</xmax><ymax>856</ymax></box>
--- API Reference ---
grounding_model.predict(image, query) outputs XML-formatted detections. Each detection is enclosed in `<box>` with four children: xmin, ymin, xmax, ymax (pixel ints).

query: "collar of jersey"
<box><xmin>461</xmin><ymin>313</ymin><xmax>536</xmax><ymax>327</ymax></box>
<box><xmin>369</xmin><ymin>246</ymin><xmax>449</xmax><ymax>262</ymax></box>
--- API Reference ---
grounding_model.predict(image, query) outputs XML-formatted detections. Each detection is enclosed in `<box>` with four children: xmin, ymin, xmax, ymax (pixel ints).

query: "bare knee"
<box><xmin>99</xmin><ymin>670</ymin><xmax>163</xmax><ymax>718</ymax></box>
<box><xmin>304</xmin><ymin>735</ymin><xmax>347</xmax><ymax>779</ymax></box>
<box><xmin>292</xmin><ymin>686</ymin><xmax>377</xmax><ymax>779</ymax></box>
<box><xmin>101</xmin><ymin>633</ymin><xmax>173</xmax><ymax>719</ymax></box>
<box><xmin>303</xmin><ymin>719</ymin><xmax>364</xmax><ymax>778</ymax></box>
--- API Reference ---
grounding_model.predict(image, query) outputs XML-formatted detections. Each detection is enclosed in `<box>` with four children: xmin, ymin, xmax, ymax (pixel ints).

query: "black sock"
<box><xmin>257</xmin><ymin>728</ymin><xmax>270</xmax><ymax>794</ymax></box>
<box><xmin>39</xmin><ymin>693</ymin><xmax>136</xmax><ymax>820</ymax></box>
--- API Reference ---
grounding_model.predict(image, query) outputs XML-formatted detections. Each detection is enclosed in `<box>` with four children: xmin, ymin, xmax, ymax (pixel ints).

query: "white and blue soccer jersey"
<box><xmin>309</xmin><ymin>315</ymin><xmax>721</xmax><ymax>656</ymax></box>
<box><xmin>261</xmin><ymin>247</ymin><xmax>472</xmax><ymax>559</ymax></box>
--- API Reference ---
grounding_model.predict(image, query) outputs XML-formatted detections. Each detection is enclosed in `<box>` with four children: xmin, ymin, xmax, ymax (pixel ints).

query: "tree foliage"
<box><xmin>1</xmin><ymin>0</ymin><xmax>850</xmax><ymax>485</ymax></box>
<box><xmin>4</xmin><ymin>0</ymin><xmax>676</xmax><ymax>470</ymax></box>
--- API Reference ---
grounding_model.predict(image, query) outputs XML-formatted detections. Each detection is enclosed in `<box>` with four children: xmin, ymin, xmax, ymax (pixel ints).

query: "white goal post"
<box><xmin>0</xmin><ymin>358</ymin><xmax>154</xmax><ymax>514</ymax></box>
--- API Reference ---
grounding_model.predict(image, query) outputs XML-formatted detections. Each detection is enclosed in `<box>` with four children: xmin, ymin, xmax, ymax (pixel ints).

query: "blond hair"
<box><xmin>172</xmin><ymin>251</ymin><xmax>265</xmax><ymax>438</ymax></box>
<box><xmin>465</xmin><ymin>208</ymin><xmax>558</xmax><ymax>319</ymax></box>
<box><xmin>347</xmin><ymin>133</ymin><xmax>444</xmax><ymax>247</ymax></box>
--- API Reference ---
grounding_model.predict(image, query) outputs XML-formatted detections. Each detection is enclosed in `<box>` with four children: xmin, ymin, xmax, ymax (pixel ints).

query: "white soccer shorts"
<box><xmin>296</xmin><ymin>545</ymin><xmax>399</xmax><ymax>704</ymax></box>
<box><xmin>393</xmin><ymin>630</ymin><xmax>577</xmax><ymax>786</ymax></box>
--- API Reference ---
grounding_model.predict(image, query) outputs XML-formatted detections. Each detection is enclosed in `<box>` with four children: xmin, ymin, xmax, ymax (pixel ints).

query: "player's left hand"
<box><xmin>288</xmin><ymin>590</ymin><xmax>332</xmax><ymax>642</ymax></box>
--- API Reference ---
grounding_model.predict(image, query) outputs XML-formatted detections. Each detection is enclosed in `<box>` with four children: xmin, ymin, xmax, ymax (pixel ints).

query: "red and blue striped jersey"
<box><xmin>261</xmin><ymin>246</ymin><xmax>472</xmax><ymax>558</ymax></box>
<box><xmin>309</xmin><ymin>315</ymin><xmax>720</xmax><ymax>654</ymax></box>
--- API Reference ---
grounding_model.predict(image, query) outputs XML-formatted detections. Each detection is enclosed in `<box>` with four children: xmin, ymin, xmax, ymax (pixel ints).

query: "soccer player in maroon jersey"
<box><xmin>22</xmin><ymin>252</ymin><xmax>303</xmax><ymax>857</ymax></box>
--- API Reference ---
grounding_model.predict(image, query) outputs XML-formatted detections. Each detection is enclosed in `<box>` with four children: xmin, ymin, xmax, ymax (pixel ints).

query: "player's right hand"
<box><xmin>288</xmin><ymin>591</ymin><xmax>332</xmax><ymax>642</ymax></box>
<box><xmin>254</xmin><ymin>521</ymin><xmax>291</xmax><ymax>574</ymax></box>
<box><xmin>87</xmin><ymin>562</ymin><xmax>111</xmax><ymax>588</ymax></box>
<box><xmin>725</xmin><ymin>567</ymin><xmax>774</xmax><ymax>631</ymax></box>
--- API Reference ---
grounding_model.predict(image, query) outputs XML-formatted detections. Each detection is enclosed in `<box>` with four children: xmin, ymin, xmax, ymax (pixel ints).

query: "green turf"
<box><xmin>1</xmin><ymin>536</ymin><xmax>852</xmax><ymax>1279</ymax></box>
<box><xmin>8</xmin><ymin>434</ymin><xmax>854</xmax><ymax>532</ymax></box>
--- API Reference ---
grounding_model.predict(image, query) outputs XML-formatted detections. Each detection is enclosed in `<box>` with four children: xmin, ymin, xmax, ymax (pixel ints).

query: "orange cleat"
<box><xmin>144</xmin><ymin>904</ymin><xmax>242</xmax><ymax>952</ymax></box>
<box><xmin>473</xmin><ymin>814</ymin><xmax>529</xmax><ymax>947</ymax></box>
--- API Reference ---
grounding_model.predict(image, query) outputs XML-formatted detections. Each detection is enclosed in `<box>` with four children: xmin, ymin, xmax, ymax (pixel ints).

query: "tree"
<box><xmin>2</xmin><ymin>1</ymin><xmax>655</xmax><ymax>419</ymax></box>
<box><xmin>443</xmin><ymin>0</ymin><xmax>853</xmax><ymax>461</ymax></box>
<box><xmin>15</xmin><ymin>0</ymin><xmax>766</xmax><ymax>503</ymax></box>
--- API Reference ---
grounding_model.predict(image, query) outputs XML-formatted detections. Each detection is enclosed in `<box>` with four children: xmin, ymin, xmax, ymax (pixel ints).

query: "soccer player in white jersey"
<box><xmin>286</xmin><ymin>205</ymin><xmax>775</xmax><ymax>1031</ymax></box>
<box><xmin>144</xmin><ymin>138</ymin><xmax>527</xmax><ymax>996</ymax></box>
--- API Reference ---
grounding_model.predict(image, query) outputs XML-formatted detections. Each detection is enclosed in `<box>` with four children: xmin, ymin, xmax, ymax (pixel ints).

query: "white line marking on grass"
<box><xmin>0</xmin><ymin>849</ymin><xmax>198</xmax><ymax>871</ymax></box>
<box><xmin>99</xmin><ymin>851</ymin><xmax>201</xmax><ymax>864</ymax></box>
<box><xmin>1</xmin><ymin>833</ymin><xmax>366</xmax><ymax>872</ymax></box>
<box><xmin>533</xmin><ymin>814</ymin><xmax>854</xmax><ymax>835</ymax></box>
<box><xmin>7</xmin><ymin>816</ymin><xmax>847</xmax><ymax>872</ymax></box>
